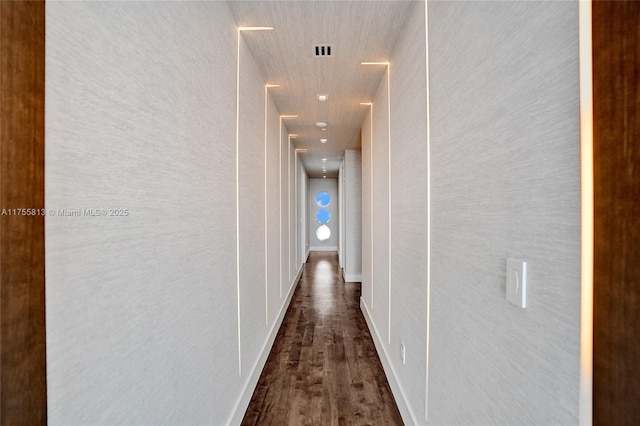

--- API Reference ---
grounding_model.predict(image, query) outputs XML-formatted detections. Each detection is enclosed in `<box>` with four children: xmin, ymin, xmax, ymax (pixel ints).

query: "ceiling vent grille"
<box><xmin>313</xmin><ymin>45</ymin><xmax>332</xmax><ymax>57</ymax></box>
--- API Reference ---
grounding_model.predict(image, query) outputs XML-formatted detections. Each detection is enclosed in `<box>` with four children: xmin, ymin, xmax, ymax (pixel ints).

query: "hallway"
<box><xmin>242</xmin><ymin>252</ymin><xmax>402</xmax><ymax>425</ymax></box>
<box><xmin>1</xmin><ymin>0</ymin><xmax>610</xmax><ymax>424</ymax></box>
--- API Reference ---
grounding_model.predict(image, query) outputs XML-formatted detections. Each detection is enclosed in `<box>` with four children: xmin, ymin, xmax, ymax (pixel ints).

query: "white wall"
<box><xmin>296</xmin><ymin>154</ymin><xmax>309</xmax><ymax>265</ymax></box>
<box><xmin>361</xmin><ymin>105</ymin><xmax>373</xmax><ymax>316</ymax></box>
<box><xmin>282</xmin><ymin>132</ymin><xmax>291</xmax><ymax>295</ymax></box>
<box><xmin>286</xmin><ymin>135</ymin><xmax>299</xmax><ymax>292</ymax></box>
<box><xmin>365</xmin><ymin>42</ymin><xmax>392</xmax><ymax>354</ymax></box>
<box><xmin>238</xmin><ymin>10</ymin><xmax>269</xmax><ymax>395</ymax></box>
<box><xmin>428</xmin><ymin>1</ymin><xmax>580</xmax><ymax>423</ymax></box>
<box><xmin>338</xmin><ymin>161</ymin><xmax>345</xmax><ymax>265</ymax></box>
<box><xmin>45</xmin><ymin>2</ymin><xmax>301</xmax><ymax>424</ymax></box>
<box><xmin>308</xmin><ymin>178</ymin><xmax>339</xmax><ymax>251</ymax></box>
<box><xmin>361</xmin><ymin>1</ymin><xmax>581</xmax><ymax>424</ymax></box>
<box><xmin>267</xmin><ymin>88</ymin><xmax>282</xmax><ymax>326</ymax></box>
<box><xmin>342</xmin><ymin>150</ymin><xmax>362</xmax><ymax>282</ymax></box>
<box><xmin>360</xmin><ymin>2</ymin><xmax>428</xmax><ymax>421</ymax></box>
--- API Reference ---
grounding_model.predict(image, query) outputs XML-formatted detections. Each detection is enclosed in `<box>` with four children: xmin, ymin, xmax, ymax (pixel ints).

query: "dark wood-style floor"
<box><xmin>242</xmin><ymin>252</ymin><xmax>403</xmax><ymax>426</ymax></box>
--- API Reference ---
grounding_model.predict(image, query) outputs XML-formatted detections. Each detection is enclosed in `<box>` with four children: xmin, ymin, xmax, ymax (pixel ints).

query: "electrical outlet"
<box><xmin>400</xmin><ymin>343</ymin><xmax>406</xmax><ymax>365</ymax></box>
<box><xmin>506</xmin><ymin>258</ymin><xmax>527</xmax><ymax>308</ymax></box>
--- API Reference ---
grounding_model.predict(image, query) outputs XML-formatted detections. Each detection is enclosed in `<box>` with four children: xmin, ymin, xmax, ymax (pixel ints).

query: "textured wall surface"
<box><xmin>281</xmin><ymin>126</ymin><xmax>290</xmax><ymax>296</ymax></box>
<box><xmin>339</xmin><ymin>160</ymin><xmax>345</xmax><ymax>264</ymax></box>
<box><xmin>288</xmin><ymin>136</ymin><xmax>297</xmax><ymax>290</ymax></box>
<box><xmin>361</xmin><ymin>1</ymin><xmax>580</xmax><ymax>424</ymax></box>
<box><xmin>427</xmin><ymin>1</ymin><xmax>580</xmax><ymax>424</ymax></box>
<box><xmin>387</xmin><ymin>2</ymin><xmax>429</xmax><ymax>420</ymax></box>
<box><xmin>344</xmin><ymin>150</ymin><xmax>362</xmax><ymax>281</ymax></box>
<box><xmin>238</xmin><ymin>30</ymin><xmax>269</xmax><ymax>388</ymax></box>
<box><xmin>267</xmin><ymin>95</ymin><xmax>282</xmax><ymax>324</ymax></box>
<box><xmin>361</xmin><ymin>2</ymin><xmax>428</xmax><ymax>422</ymax></box>
<box><xmin>296</xmin><ymin>157</ymin><xmax>308</xmax><ymax>266</ymax></box>
<box><xmin>361</xmin><ymin>112</ymin><xmax>373</xmax><ymax>309</ymax></box>
<box><xmin>308</xmin><ymin>178</ymin><xmax>339</xmax><ymax>250</ymax></box>
<box><xmin>46</xmin><ymin>2</ymin><xmax>298</xmax><ymax>424</ymax></box>
<box><xmin>370</xmin><ymin>66</ymin><xmax>391</xmax><ymax>345</ymax></box>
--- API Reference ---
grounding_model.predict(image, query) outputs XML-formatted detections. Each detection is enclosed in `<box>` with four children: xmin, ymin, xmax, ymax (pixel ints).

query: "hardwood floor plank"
<box><xmin>242</xmin><ymin>252</ymin><xmax>403</xmax><ymax>425</ymax></box>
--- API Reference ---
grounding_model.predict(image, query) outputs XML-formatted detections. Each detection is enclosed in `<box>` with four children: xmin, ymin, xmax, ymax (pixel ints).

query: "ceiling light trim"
<box><xmin>239</xmin><ymin>26</ymin><xmax>274</xmax><ymax>31</ymax></box>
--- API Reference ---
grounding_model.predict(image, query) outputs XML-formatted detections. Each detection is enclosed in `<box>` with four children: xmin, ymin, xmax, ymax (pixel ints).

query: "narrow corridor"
<box><xmin>242</xmin><ymin>252</ymin><xmax>403</xmax><ymax>425</ymax></box>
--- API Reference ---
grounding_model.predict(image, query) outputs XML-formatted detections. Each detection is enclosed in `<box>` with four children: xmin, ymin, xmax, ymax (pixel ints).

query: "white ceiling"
<box><xmin>229</xmin><ymin>1</ymin><xmax>417</xmax><ymax>178</ymax></box>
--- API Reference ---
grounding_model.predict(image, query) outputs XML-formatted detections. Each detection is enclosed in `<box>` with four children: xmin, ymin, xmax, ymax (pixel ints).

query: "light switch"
<box><xmin>506</xmin><ymin>258</ymin><xmax>527</xmax><ymax>308</ymax></box>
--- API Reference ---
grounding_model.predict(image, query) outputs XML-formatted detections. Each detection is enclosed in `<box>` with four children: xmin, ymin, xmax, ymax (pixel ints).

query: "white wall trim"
<box><xmin>309</xmin><ymin>246</ymin><xmax>338</xmax><ymax>252</ymax></box>
<box><xmin>360</xmin><ymin>297</ymin><xmax>420</xmax><ymax>426</ymax></box>
<box><xmin>344</xmin><ymin>273</ymin><xmax>362</xmax><ymax>283</ymax></box>
<box><xmin>228</xmin><ymin>263</ymin><xmax>304</xmax><ymax>425</ymax></box>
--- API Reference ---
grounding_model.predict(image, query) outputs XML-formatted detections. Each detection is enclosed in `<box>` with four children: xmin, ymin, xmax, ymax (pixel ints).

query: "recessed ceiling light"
<box><xmin>320</xmin><ymin>138</ymin><xmax>327</xmax><ymax>143</ymax></box>
<box><xmin>322</xmin><ymin>158</ymin><xmax>327</xmax><ymax>162</ymax></box>
<box><xmin>315</xmin><ymin>121</ymin><xmax>328</xmax><ymax>128</ymax></box>
<box><xmin>316</xmin><ymin>94</ymin><xmax>329</xmax><ymax>102</ymax></box>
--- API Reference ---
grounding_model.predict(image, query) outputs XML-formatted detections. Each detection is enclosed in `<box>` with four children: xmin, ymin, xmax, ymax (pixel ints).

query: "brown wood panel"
<box><xmin>0</xmin><ymin>1</ymin><xmax>47</xmax><ymax>424</ymax></box>
<box><xmin>593</xmin><ymin>1</ymin><xmax>640</xmax><ymax>425</ymax></box>
<box><xmin>242</xmin><ymin>252</ymin><xmax>403</xmax><ymax>425</ymax></box>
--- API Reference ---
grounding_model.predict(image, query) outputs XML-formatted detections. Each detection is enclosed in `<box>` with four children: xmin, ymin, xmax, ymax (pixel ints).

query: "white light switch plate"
<box><xmin>506</xmin><ymin>258</ymin><xmax>527</xmax><ymax>308</ymax></box>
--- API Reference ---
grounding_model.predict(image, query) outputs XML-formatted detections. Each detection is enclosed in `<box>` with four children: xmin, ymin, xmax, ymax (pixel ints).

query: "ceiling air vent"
<box><xmin>313</xmin><ymin>45</ymin><xmax>332</xmax><ymax>57</ymax></box>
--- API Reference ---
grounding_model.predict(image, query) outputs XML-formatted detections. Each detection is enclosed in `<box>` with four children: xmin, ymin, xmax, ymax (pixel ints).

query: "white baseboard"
<box><xmin>305</xmin><ymin>248</ymin><xmax>310</xmax><ymax>262</ymax></box>
<box><xmin>227</xmin><ymin>264</ymin><xmax>303</xmax><ymax>425</ymax></box>
<box><xmin>360</xmin><ymin>298</ymin><xmax>420</xmax><ymax>425</ymax></box>
<box><xmin>344</xmin><ymin>273</ymin><xmax>362</xmax><ymax>283</ymax></box>
<box><xmin>290</xmin><ymin>262</ymin><xmax>305</xmax><ymax>293</ymax></box>
<box><xmin>309</xmin><ymin>246</ymin><xmax>338</xmax><ymax>252</ymax></box>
